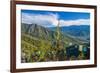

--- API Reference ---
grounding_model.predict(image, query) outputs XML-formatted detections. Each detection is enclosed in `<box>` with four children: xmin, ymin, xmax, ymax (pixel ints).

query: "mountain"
<box><xmin>21</xmin><ymin>23</ymin><xmax>89</xmax><ymax>45</ymax></box>
<box><xmin>48</xmin><ymin>25</ymin><xmax>90</xmax><ymax>41</ymax></box>
<box><xmin>21</xmin><ymin>23</ymin><xmax>54</xmax><ymax>41</ymax></box>
<box><xmin>61</xmin><ymin>25</ymin><xmax>90</xmax><ymax>37</ymax></box>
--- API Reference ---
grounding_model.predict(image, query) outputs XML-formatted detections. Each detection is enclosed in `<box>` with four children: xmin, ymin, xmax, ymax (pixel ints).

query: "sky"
<box><xmin>21</xmin><ymin>9</ymin><xmax>90</xmax><ymax>27</ymax></box>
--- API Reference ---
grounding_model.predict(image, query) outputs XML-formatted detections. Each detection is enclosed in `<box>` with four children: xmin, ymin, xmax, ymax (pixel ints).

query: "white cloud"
<box><xmin>22</xmin><ymin>12</ymin><xmax>90</xmax><ymax>27</ymax></box>
<box><xmin>22</xmin><ymin>13</ymin><xmax>59</xmax><ymax>27</ymax></box>
<box><xmin>59</xmin><ymin>19</ymin><xmax>90</xmax><ymax>26</ymax></box>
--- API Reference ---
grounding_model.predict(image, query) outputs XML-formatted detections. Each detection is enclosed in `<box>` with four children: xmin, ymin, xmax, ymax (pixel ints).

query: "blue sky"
<box><xmin>21</xmin><ymin>9</ymin><xmax>90</xmax><ymax>27</ymax></box>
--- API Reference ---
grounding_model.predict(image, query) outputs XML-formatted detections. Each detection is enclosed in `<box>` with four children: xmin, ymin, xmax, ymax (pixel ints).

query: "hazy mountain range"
<box><xmin>48</xmin><ymin>25</ymin><xmax>90</xmax><ymax>41</ymax></box>
<box><xmin>21</xmin><ymin>23</ymin><xmax>90</xmax><ymax>45</ymax></box>
<box><xmin>49</xmin><ymin>25</ymin><xmax>89</xmax><ymax>36</ymax></box>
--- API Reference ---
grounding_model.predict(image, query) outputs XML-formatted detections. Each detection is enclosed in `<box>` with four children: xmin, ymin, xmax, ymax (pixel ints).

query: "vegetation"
<box><xmin>21</xmin><ymin>23</ymin><xmax>90</xmax><ymax>63</ymax></box>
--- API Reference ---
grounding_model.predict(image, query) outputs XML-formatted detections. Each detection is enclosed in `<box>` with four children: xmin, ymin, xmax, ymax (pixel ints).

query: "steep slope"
<box><xmin>22</xmin><ymin>23</ymin><xmax>54</xmax><ymax>41</ymax></box>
